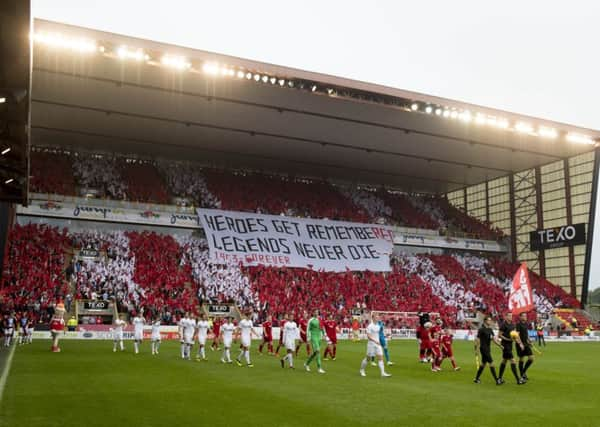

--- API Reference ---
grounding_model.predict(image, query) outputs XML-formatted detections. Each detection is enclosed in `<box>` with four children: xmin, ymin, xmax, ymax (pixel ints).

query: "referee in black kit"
<box><xmin>473</xmin><ymin>316</ymin><xmax>501</xmax><ymax>384</ymax></box>
<box><xmin>516</xmin><ymin>312</ymin><xmax>535</xmax><ymax>381</ymax></box>
<box><xmin>497</xmin><ymin>312</ymin><xmax>525</xmax><ymax>385</ymax></box>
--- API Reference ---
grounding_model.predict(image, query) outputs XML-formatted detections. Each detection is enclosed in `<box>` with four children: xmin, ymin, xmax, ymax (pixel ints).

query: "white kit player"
<box><xmin>220</xmin><ymin>317</ymin><xmax>236</xmax><ymax>364</ymax></box>
<box><xmin>183</xmin><ymin>314</ymin><xmax>197</xmax><ymax>360</ymax></box>
<box><xmin>360</xmin><ymin>313</ymin><xmax>391</xmax><ymax>378</ymax></box>
<box><xmin>3</xmin><ymin>313</ymin><xmax>15</xmax><ymax>347</ymax></box>
<box><xmin>132</xmin><ymin>312</ymin><xmax>145</xmax><ymax>354</ymax></box>
<box><xmin>196</xmin><ymin>313</ymin><xmax>210</xmax><ymax>361</ymax></box>
<box><xmin>151</xmin><ymin>318</ymin><xmax>161</xmax><ymax>355</ymax></box>
<box><xmin>112</xmin><ymin>317</ymin><xmax>126</xmax><ymax>352</ymax></box>
<box><xmin>280</xmin><ymin>314</ymin><xmax>298</xmax><ymax>369</ymax></box>
<box><xmin>236</xmin><ymin>313</ymin><xmax>259</xmax><ymax>368</ymax></box>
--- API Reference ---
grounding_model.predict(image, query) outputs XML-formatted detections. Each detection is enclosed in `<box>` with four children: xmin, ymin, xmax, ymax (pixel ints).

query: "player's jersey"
<box><xmin>477</xmin><ymin>326</ymin><xmax>494</xmax><ymax>353</ymax></box>
<box><xmin>20</xmin><ymin>317</ymin><xmax>28</xmax><ymax>329</ymax></box>
<box><xmin>212</xmin><ymin>319</ymin><xmax>222</xmax><ymax>335</ymax></box>
<box><xmin>133</xmin><ymin>317</ymin><xmax>145</xmax><ymax>334</ymax></box>
<box><xmin>279</xmin><ymin>319</ymin><xmax>287</xmax><ymax>339</ymax></box>
<box><xmin>366</xmin><ymin>322</ymin><xmax>381</xmax><ymax>342</ymax></box>
<box><xmin>221</xmin><ymin>322</ymin><xmax>235</xmax><ymax>342</ymax></box>
<box><xmin>417</xmin><ymin>325</ymin><xmax>431</xmax><ymax>344</ymax></box>
<box><xmin>323</xmin><ymin>320</ymin><xmax>337</xmax><ymax>341</ymax></box>
<box><xmin>429</xmin><ymin>324</ymin><xmax>442</xmax><ymax>339</ymax></box>
<box><xmin>377</xmin><ymin>320</ymin><xmax>387</xmax><ymax>344</ymax></box>
<box><xmin>283</xmin><ymin>321</ymin><xmax>298</xmax><ymax>341</ymax></box>
<box><xmin>307</xmin><ymin>317</ymin><xmax>322</xmax><ymax>341</ymax></box>
<box><xmin>516</xmin><ymin>321</ymin><xmax>529</xmax><ymax>344</ymax></box>
<box><xmin>184</xmin><ymin>318</ymin><xmax>196</xmax><ymax>336</ymax></box>
<box><xmin>297</xmin><ymin>318</ymin><xmax>308</xmax><ymax>338</ymax></box>
<box><xmin>151</xmin><ymin>321</ymin><xmax>161</xmax><ymax>339</ymax></box>
<box><xmin>262</xmin><ymin>321</ymin><xmax>272</xmax><ymax>339</ymax></box>
<box><xmin>197</xmin><ymin>320</ymin><xmax>210</xmax><ymax>337</ymax></box>
<box><xmin>6</xmin><ymin>317</ymin><xmax>15</xmax><ymax>329</ymax></box>
<box><xmin>499</xmin><ymin>321</ymin><xmax>516</xmax><ymax>348</ymax></box>
<box><xmin>114</xmin><ymin>319</ymin><xmax>126</xmax><ymax>334</ymax></box>
<box><xmin>239</xmin><ymin>319</ymin><xmax>253</xmax><ymax>342</ymax></box>
<box><xmin>441</xmin><ymin>334</ymin><xmax>453</xmax><ymax>352</ymax></box>
<box><xmin>430</xmin><ymin>338</ymin><xmax>441</xmax><ymax>355</ymax></box>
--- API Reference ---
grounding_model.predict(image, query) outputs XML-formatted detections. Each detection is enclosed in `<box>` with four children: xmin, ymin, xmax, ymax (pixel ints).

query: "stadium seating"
<box><xmin>30</xmin><ymin>150</ymin><xmax>76</xmax><ymax>196</ymax></box>
<box><xmin>158</xmin><ymin>162</ymin><xmax>220</xmax><ymax>208</ymax></box>
<box><xmin>202</xmin><ymin>169</ymin><xmax>370</xmax><ymax>222</ymax></box>
<box><xmin>0</xmin><ymin>223</ymin><xmax>70</xmax><ymax>323</ymax></box>
<box><xmin>119</xmin><ymin>161</ymin><xmax>171</xmax><ymax>204</ymax></box>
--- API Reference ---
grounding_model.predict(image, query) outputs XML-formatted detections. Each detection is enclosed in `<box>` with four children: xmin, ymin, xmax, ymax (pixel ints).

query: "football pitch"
<box><xmin>0</xmin><ymin>339</ymin><xmax>598</xmax><ymax>427</ymax></box>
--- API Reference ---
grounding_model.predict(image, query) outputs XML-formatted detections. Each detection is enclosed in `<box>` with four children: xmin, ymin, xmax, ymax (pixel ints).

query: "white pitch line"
<box><xmin>0</xmin><ymin>344</ymin><xmax>16</xmax><ymax>404</ymax></box>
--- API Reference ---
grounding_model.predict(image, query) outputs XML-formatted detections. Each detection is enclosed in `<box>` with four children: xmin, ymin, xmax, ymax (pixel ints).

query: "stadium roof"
<box><xmin>31</xmin><ymin>19</ymin><xmax>600</xmax><ymax>194</ymax></box>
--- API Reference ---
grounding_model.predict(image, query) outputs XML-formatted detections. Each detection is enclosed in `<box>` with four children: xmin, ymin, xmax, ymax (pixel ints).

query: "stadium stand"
<box><xmin>30</xmin><ymin>149</ymin><xmax>76</xmax><ymax>196</ymax></box>
<box><xmin>119</xmin><ymin>160</ymin><xmax>171</xmax><ymax>205</ymax></box>
<box><xmin>0</xmin><ymin>223</ymin><xmax>70</xmax><ymax>323</ymax></box>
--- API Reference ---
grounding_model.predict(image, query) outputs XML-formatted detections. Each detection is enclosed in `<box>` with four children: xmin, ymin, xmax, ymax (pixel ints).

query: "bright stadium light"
<box><xmin>538</xmin><ymin>126</ymin><xmax>558</xmax><ymax>139</ymax></box>
<box><xmin>450</xmin><ymin>111</ymin><xmax>458</xmax><ymax>119</ymax></box>
<box><xmin>515</xmin><ymin>122</ymin><xmax>534</xmax><ymax>134</ymax></box>
<box><xmin>161</xmin><ymin>55</ymin><xmax>191</xmax><ymax>70</ymax></box>
<box><xmin>410</xmin><ymin>103</ymin><xmax>419</xmax><ymax>111</ymax></box>
<box><xmin>33</xmin><ymin>32</ymin><xmax>97</xmax><ymax>53</ymax></box>
<box><xmin>4</xmin><ymin>178</ymin><xmax>13</xmax><ymax>184</ymax></box>
<box><xmin>443</xmin><ymin>110</ymin><xmax>450</xmax><ymax>118</ymax></box>
<box><xmin>245</xmin><ymin>72</ymin><xmax>252</xmax><ymax>80</ymax></box>
<box><xmin>311</xmin><ymin>85</ymin><xmax>317</xmax><ymax>92</ymax></box>
<box><xmin>117</xmin><ymin>46</ymin><xmax>147</xmax><ymax>61</ymax></box>
<box><xmin>475</xmin><ymin>113</ymin><xmax>486</xmax><ymax>124</ymax></box>
<box><xmin>270</xmin><ymin>77</ymin><xmax>277</xmax><ymax>84</ymax></box>
<box><xmin>496</xmin><ymin>119</ymin><xmax>510</xmax><ymax>129</ymax></box>
<box><xmin>202</xmin><ymin>62</ymin><xmax>220</xmax><ymax>75</ymax></box>
<box><xmin>0</xmin><ymin>97</ymin><xmax>5</xmax><ymax>104</ymax></box>
<box><xmin>287</xmin><ymin>81</ymin><xmax>295</xmax><ymax>88</ymax></box>
<box><xmin>278</xmin><ymin>79</ymin><xmax>285</xmax><ymax>86</ymax></box>
<box><xmin>435</xmin><ymin>108</ymin><xmax>442</xmax><ymax>116</ymax></box>
<box><xmin>567</xmin><ymin>133</ymin><xmax>595</xmax><ymax>145</ymax></box>
<box><xmin>1</xmin><ymin>147</ymin><xmax>10</xmax><ymax>155</ymax></box>
<box><xmin>459</xmin><ymin>110</ymin><xmax>472</xmax><ymax>122</ymax></box>
<box><xmin>254</xmin><ymin>74</ymin><xmax>261</xmax><ymax>81</ymax></box>
<box><xmin>236</xmin><ymin>70</ymin><xmax>245</xmax><ymax>79</ymax></box>
<box><xmin>425</xmin><ymin>106</ymin><xmax>433</xmax><ymax>114</ymax></box>
<box><xmin>261</xmin><ymin>75</ymin><xmax>269</xmax><ymax>83</ymax></box>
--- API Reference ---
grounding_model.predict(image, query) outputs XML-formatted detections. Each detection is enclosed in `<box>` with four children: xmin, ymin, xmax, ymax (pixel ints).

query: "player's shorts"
<box><xmin>263</xmin><ymin>335</ymin><xmax>272</xmax><ymax>342</ymax></box>
<box><xmin>284</xmin><ymin>339</ymin><xmax>296</xmax><ymax>351</ymax></box>
<box><xmin>367</xmin><ymin>341</ymin><xmax>383</xmax><ymax>357</ymax></box>
<box><xmin>197</xmin><ymin>334</ymin><xmax>207</xmax><ymax>345</ymax></box>
<box><xmin>113</xmin><ymin>332</ymin><xmax>123</xmax><ymax>341</ymax></box>
<box><xmin>223</xmin><ymin>338</ymin><xmax>232</xmax><ymax>348</ymax></box>
<box><xmin>134</xmin><ymin>331</ymin><xmax>143</xmax><ymax>341</ymax></box>
<box><xmin>326</xmin><ymin>335</ymin><xmax>337</xmax><ymax>345</ymax></box>
<box><xmin>502</xmin><ymin>346</ymin><xmax>514</xmax><ymax>360</ymax></box>
<box><xmin>480</xmin><ymin>350</ymin><xmax>493</xmax><ymax>364</ymax></box>
<box><xmin>419</xmin><ymin>341</ymin><xmax>430</xmax><ymax>352</ymax></box>
<box><xmin>241</xmin><ymin>337</ymin><xmax>251</xmax><ymax>348</ymax></box>
<box><xmin>4</xmin><ymin>328</ymin><xmax>14</xmax><ymax>336</ymax></box>
<box><xmin>151</xmin><ymin>334</ymin><xmax>161</xmax><ymax>342</ymax></box>
<box><xmin>442</xmin><ymin>348</ymin><xmax>453</xmax><ymax>358</ymax></box>
<box><xmin>27</xmin><ymin>328</ymin><xmax>34</xmax><ymax>336</ymax></box>
<box><xmin>310</xmin><ymin>338</ymin><xmax>321</xmax><ymax>352</ymax></box>
<box><xmin>183</xmin><ymin>334</ymin><xmax>194</xmax><ymax>345</ymax></box>
<box><xmin>516</xmin><ymin>345</ymin><xmax>533</xmax><ymax>358</ymax></box>
<box><xmin>300</xmin><ymin>333</ymin><xmax>307</xmax><ymax>343</ymax></box>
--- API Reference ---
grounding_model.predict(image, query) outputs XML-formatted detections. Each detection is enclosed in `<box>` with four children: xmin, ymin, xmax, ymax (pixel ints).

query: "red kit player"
<box><xmin>258</xmin><ymin>315</ymin><xmax>274</xmax><ymax>355</ymax></box>
<box><xmin>322</xmin><ymin>314</ymin><xmax>338</xmax><ymax>360</ymax></box>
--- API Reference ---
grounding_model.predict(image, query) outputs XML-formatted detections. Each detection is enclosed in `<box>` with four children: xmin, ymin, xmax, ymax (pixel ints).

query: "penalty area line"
<box><xmin>0</xmin><ymin>344</ymin><xmax>16</xmax><ymax>404</ymax></box>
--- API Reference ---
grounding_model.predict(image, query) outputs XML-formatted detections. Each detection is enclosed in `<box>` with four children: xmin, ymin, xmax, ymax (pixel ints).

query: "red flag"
<box><xmin>508</xmin><ymin>263</ymin><xmax>535</xmax><ymax>315</ymax></box>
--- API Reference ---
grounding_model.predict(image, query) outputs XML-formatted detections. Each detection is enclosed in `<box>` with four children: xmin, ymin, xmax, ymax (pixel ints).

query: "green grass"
<box><xmin>0</xmin><ymin>339</ymin><xmax>599</xmax><ymax>427</ymax></box>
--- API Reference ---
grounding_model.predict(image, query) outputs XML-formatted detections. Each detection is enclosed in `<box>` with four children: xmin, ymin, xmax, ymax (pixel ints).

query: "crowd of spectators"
<box><xmin>72</xmin><ymin>154</ymin><xmax>127</xmax><ymax>199</ymax></box>
<box><xmin>0</xmin><ymin>223</ymin><xmax>70</xmax><ymax>323</ymax></box>
<box><xmin>158</xmin><ymin>162</ymin><xmax>220</xmax><ymax>208</ymax></box>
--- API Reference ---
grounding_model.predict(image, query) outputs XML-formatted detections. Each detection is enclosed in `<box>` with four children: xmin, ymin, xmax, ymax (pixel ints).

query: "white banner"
<box><xmin>198</xmin><ymin>209</ymin><xmax>394</xmax><ymax>272</ymax></box>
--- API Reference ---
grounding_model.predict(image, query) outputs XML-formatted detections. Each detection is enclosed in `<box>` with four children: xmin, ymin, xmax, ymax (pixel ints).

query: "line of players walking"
<box><xmin>110</xmin><ymin>310</ymin><xmax>397</xmax><ymax>377</ymax></box>
<box><xmin>2</xmin><ymin>312</ymin><xmax>34</xmax><ymax>347</ymax></box>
